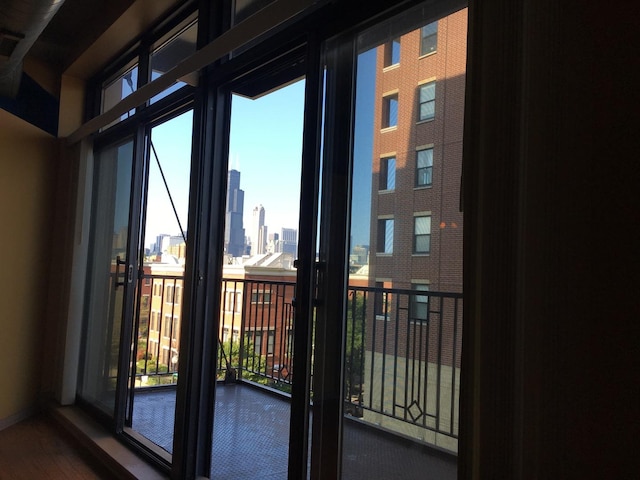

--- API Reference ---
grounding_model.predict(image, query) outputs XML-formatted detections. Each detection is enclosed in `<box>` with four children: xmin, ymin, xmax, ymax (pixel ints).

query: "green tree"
<box><xmin>345</xmin><ymin>290</ymin><xmax>365</xmax><ymax>401</ymax></box>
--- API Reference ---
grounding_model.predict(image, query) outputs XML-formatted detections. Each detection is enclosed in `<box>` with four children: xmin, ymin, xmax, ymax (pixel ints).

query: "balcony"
<box><xmin>132</xmin><ymin>276</ymin><xmax>462</xmax><ymax>478</ymax></box>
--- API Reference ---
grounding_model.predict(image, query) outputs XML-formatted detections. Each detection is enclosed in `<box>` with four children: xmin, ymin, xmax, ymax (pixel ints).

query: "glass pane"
<box><xmin>420</xmin><ymin>82</ymin><xmax>435</xmax><ymax>102</ymax></box>
<box><xmin>387</xmin><ymin>96</ymin><xmax>398</xmax><ymax>127</ymax></box>
<box><xmin>101</xmin><ymin>62</ymin><xmax>138</xmax><ymax>130</ymax></box>
<box><xmin>415</xmin><ymin>216</ymin><xmax>431</xmax><ymax>235</ymax></box>
<box><xmin>129</xmin><ymin>110</ymin><xmax>193</xmax><ymax>454</ymax></box>
<box><xmin>415</xmin><ymin>234</ymin><xmax>431</xmax><ymax>253</ymax></box>
<box><xmin>385</xmin><ymin>219</ymin><xmax>394</xmax><ymax>253</ymax></box>
<box><xmin>387</xmin><ymin>158</ymin><xmax>396</xmax><ymax>189</ymax></box>
<box><xmin>78</xmin><ymin>138</ymin><xmax>134</xmax><ymax>416</ymax></box>
<box><xmin>212</xmin><ymin>79</ymin><xmax>304</xmax><ymax>479</ymax></box>
<box><xmin>417</xmin><ymin>149</ymin><xmax>432</xmax><ymax>168</ymax></box>
<box><xmin>420</xmin><ymin>21</ymin><xmax>438</xmax><ymax>55</ymax></box>
<box><xmin>150</xmin><ymin>22</ymin><xmax>198</xmax><ymax>104</ymax></box>
<box><xmin>420</xmin><ymin>101</ymin><xmax>435</xmax><ymax>121</ymax></box>
<box><xmin>343</xmin><ymin>5</ymin><xmax>466</xmax><ymax>478</ymax></box>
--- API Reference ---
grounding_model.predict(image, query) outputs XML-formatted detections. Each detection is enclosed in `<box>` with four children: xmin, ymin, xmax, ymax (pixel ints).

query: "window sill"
<box><xmin>380</xmin><ymin>126</ymin><xmax>398</xmax><ymax>133</ymax></box>
<box><xmin>382</xmin><ymin>64</ymin><xmax>400</xmax><ymax>72</ymax></box>
<box><xmin>418</xmin><ymin>51</ymin><xmax>437</xmax><ymax>59</ymax></box>
<box><xmin>416</xmin><ymin>118</ymin><xmax>435</xmax><ymax>125</ymax></box>
<box><xmin>412</xmin><ymin>253</ymin><xmax>430</xmax><ymax>257</ymax></box>
<box><xmin>414</xmin><ymin>185</ymin><xmax>433</xmax><ymax>190</ymax></box>
<box><xmin>50</xmin><ymin>405</ymin><xmax>169</xmax><ymax>480</ymax></box>
<box><xmin>376</xmin><ymin>253</ymin><xmax>393</xmax><ymax>257</ymax></box>
<box><xmin>378</xmin><ymin>189</ymin><xmax>395</xmax><ymax>194</ymax></box>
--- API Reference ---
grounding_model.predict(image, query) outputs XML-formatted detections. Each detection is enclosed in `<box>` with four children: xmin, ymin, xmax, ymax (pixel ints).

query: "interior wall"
<box><xmin>519</xmin><ymin>3</ymin><xmax>638</xmax><ymax>477</ymax></box>
<box><xmin>0</xmin><ymin>111</ymin><xmax>58</xmax><ymax>424</ymax></box>
<box><xmin>461</xmin><ymin>0</ymin><xmax>638</xmax><ymax>478</ymax></box>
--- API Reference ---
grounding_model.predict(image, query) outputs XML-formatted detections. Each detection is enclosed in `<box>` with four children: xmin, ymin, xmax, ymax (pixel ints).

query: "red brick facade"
<box><xmin>369</xmin><ymin>10</ymin><xmax>467</xmax><ymax>294</ymax></box>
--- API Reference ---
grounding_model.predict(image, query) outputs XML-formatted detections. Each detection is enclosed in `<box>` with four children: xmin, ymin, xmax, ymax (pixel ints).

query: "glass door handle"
<box><xmin>115</xmin><ymin>256</ymin><xmax>126</xmax><ymax>288</ymax></box>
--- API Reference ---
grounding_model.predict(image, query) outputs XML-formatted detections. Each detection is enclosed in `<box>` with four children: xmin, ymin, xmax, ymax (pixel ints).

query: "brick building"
<box><xmin>369</xmin><ymin>10</ymin><xmax>467</xmax><ymax>296</ymax></box>
<box><xmin>353</xmin><ymin>12</ymin><xmax>468</xmax><ymax>448</ymax></box>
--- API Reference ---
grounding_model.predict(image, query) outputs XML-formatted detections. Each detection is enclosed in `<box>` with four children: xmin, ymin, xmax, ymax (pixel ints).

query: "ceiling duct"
<box><xmin>0</xmin><ymin>0</ymin><xmax>66</xmax><ymax>98</ymax></box>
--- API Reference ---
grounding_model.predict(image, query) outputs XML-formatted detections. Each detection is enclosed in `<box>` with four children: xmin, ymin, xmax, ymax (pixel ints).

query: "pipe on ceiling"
<box><xmin>0</xmin><ymin>0</ymin><xmax>66</xmax><ymax>98</ymax></box>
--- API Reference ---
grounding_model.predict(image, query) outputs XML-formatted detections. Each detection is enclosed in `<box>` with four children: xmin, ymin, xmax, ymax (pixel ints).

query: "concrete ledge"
<box><xmin>51</xmin><ymin>406</ymin><xmax>169</xmax><ymax>480</ymax></box>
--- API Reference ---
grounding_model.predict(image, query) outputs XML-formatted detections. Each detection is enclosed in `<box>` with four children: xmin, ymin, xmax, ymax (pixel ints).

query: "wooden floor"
<box><xmin>0</xmin><ymin>414</ymin><xmax>110</xmax><ymax>480</ymax></box>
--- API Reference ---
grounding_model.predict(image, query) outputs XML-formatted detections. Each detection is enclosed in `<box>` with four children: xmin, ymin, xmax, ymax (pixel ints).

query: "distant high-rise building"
<box><xmin>225</xmin><ymin>169</ymin><xmax>246</xmax><ymax>257</ymax></box>
<box><xmin>251</xmin><ymin>204</ymin><xmax>267</xmax><ymax>255</ymax></box>
<box><xmin>279</xmin><ymin>227</ymin><xmax>298</xmax><ymax>254</ymax></box>
<box><xmin>155</xmin><ymin>234</ymin><xmax>171</xmax><ymax>254</ymax></box>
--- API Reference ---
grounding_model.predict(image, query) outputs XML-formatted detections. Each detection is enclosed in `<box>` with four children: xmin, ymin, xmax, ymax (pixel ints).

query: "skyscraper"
<box><xmin>225</xmin><ymin>169</ymin><xmax>246</xmax><ymax>257</ymax></box>
<box><xmin>280</xmin><ymin>227</ymin><xmax>298</xmax><ymax>254</ymax></box>
<box><xmin>251</xmin><ymin>204</ymin><xmax>267</xmax><ymax>255</ymax></box>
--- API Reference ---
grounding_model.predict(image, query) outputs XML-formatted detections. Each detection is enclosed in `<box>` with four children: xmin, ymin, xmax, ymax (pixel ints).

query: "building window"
<box><xmin>379</xmin><ymin>157</ymin><xmax>396</xmax><ymax>190</ymax></box>
<box><xmin>251</xmin><ymin>290</ymin><xmax>272</xmax><ymax>304</ymax></box>
<box><xmin>171</xmin><ymin>317</ymin><xmax>179</xmax><ymax>341</ymax></box>
<box><xmin>416</xmin><ymin>148</ymin><xmax>433</xmax><ymax>186</ymax></box>
<box><xmin>254</xmin><ymin>332</ymin><xmax>262</xmax><ymax>355</ymax></box>
<box><xmin>410</xmin><ymin>284</ymin><xmax>430</xmax><ymax>321</ymax></box>
<box><xmin>377</xmin><ymin>218</ymin><xmax>394</xmax><ymax>254</ymax></box>
<box><xmin>163</xmin><ymin>314</ymin><xmax>172</xmax><ymax>338</ymax></box>
<box><xmin>382</xmin><ymin>94</ymin><xmax>398</xmax><ymax>128</ymax></box>
<box><xmin>225</xmin><ymin>291</ymin><xmax>236</xmax><ymax>312</ymax></box>
<box><xmin>374</xmin><ymin>281</ymin><xmax>391</xmax><ymax>318</ymax></box>
<box><xmin>418</xmin><ymin>82</ymin><xmax>435</xmax><ymax>121</ymax></box>
<box><xmin>384</xmin><ymin>38</ymin><xmax>401</xmax><ymax>67</ymax></box>
<box><xmin>420</xmin><ymin>21</ymin><xmax>438</xmax><ymax>55</ymax></box>
<box><xmin>267</xmin><ymin>330</ymin><xmax>275</xmax><ymax>355</ymax></box>
<box><xmin>414</xmin><ymin>216</ymin><xmax>431</xmax><ymax>254</ymax></box>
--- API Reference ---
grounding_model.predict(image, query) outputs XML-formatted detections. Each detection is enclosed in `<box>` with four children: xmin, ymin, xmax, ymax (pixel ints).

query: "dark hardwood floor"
<box><xmin>0</xmin><ymin>414</ymin><xmax>110</xmax><ymax>480</ymax></box>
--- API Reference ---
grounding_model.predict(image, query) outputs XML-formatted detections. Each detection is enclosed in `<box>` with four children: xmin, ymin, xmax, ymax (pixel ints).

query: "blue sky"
<box><xmin>229</xmin><ymin>80</ymin><xmax>305</xmax><ymax>238</ymax></box>
<box><xmin>145</xmin><ymin>110</ymin><xmax>193</xmax><ymax>246</ymax></box>
<box><xmin>143</xmin><ymin>50</ymin><xmax>376</xmax><ymax>251</ymax></box>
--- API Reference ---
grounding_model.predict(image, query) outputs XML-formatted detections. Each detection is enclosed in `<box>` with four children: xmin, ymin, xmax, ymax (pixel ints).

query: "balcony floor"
<box><xmin>132</xmin><ymin>383</ymin><xmax>456</xmax><ymax>479</ymax></box>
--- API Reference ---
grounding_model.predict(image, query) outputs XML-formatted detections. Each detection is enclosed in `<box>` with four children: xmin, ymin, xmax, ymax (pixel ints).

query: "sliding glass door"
<box><xmin>206</xmin><ymin>44</ymin><xmax>320</xmax><ymax>478</ymax></box>
<box><xmin>313</xmin><ymin>4</ymin><xmax>466</xmax><ymax>479</ymax></box>
<box><xmin>79</xmin><ymin>137</ymin><xmax>139</xmax><ymax>419</ymax></box>
<box><xmin>126</xmin><ymin>110</ymin><xmax>194</xmax><ymax>454</ymax></box>
<box><xmin>74</xmin><ymin>3</ymin><xmax>466</xmax><ymax>478</ymax></box>
<box><xmin>79</xmin><ymin>108</ymin><xmax>194</xmax><ymax>460</ymax></box>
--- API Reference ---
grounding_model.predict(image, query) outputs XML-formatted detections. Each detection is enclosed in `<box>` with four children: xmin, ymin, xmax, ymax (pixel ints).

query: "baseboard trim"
<box><xmin>0</xmin><ymin>406</ymin><xmax>39</xmax><ymax>432</ymax></box>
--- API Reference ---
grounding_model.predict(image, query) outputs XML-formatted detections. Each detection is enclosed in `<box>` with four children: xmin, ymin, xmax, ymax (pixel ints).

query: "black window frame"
<box><xmin>416</xmin><ymin>147</ymin><xmax>433</xmax><ymax>186</ymax></box>
<box><xmin>418</xmin><ymin>81</ymin><xmax>436</xmax><ymax>121</ymax></box>
<box><xmin>413</xmin><ymin>215</ymin><xmax>431</xmax><ymax>254</ymax></box>
<box><xmin>420</xmin><ymin>21</ymin><xmax>438</xmax><ymax>55</ymax></box>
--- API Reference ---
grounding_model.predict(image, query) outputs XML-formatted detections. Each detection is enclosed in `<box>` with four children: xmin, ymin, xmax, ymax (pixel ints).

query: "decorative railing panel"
<box><xmin>133</xmin><ymin>276</ymin><xmax>462</xmax><ymax>448</ymax></box>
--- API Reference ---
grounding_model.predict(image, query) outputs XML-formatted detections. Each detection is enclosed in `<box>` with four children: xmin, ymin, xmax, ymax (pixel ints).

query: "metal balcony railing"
<box><xmin>133</xmin><ymin>275</ymin><xmax>462</xmax><ymax>447</ymax></box>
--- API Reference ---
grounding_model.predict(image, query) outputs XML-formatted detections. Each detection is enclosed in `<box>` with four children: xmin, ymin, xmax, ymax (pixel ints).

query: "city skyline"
<box><xmin>143</xmin><ymin>62</ymin><xmax>376</xmax><ymax>253</ymax></box>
